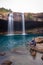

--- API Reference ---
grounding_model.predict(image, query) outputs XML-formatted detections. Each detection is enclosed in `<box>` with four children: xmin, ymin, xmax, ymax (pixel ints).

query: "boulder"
<box><xmin>30</xmin><ymin>44</ymin><xmax>43</xmax><ymax>53</ymax></box>
<box><xmin>31</xmin><ymin>51</ymin><xmax>36</xmax><ymax>56</ymax></box>
<box><xmin>0</xmin><ymin>52</ymin><xmax>6</xmax><ymax>56</ymax></box>
<box><xmin>1</xmin><ymin>60</ymin><xmax>12</xmax><ymax>65</ymax></box>
<box><xmin>35</xmin><ymin>37</ymin><xmax>43</xmax><ymax>43</ymax></box>
<box><xmin>41</xmin><ymin>55</ymin><xmax>43</xmax><ymax>60</ymax></box>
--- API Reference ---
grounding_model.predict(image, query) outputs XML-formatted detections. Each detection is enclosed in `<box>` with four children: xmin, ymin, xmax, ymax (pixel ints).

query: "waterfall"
<box><xmin>22</xmin><ymin>13</ymin><xmax>25</xmax><ymax>35</ymax></box>
<box><xmin>8</xmin><ymin>13</ymin><xmax>14</xmax><ymax>35</ymax></box>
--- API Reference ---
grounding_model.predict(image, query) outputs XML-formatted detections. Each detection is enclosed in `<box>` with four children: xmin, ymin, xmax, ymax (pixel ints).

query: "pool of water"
<box><xmin>0</xmin><ymin>34</ymin><xmax>43</xmax><ymax>65</ymax></box>
<box><xmin>0</xmin><ymin>34</ymin><xmax>43</xmax><ymax>52</ymax></box>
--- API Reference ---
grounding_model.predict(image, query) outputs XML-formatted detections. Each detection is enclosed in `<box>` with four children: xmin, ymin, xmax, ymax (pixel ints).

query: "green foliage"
<box><xmin>0</xmin><ymin>7</ymin><xmax>12</xmax><ymax>12</ymax></box>
<box><xmin>27</xmin><ymin>13</ymin><xmax>33</xmax><ymax>19</ymax></box>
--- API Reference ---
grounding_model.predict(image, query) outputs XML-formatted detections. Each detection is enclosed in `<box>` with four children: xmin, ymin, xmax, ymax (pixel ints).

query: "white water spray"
<box><xmin>22</xmin><ymin>13</ymin><xmax>25</xmax><ymax>35</ymax></box>
<box><xmin>8</xmin><ymin>13</ymin><xmax>14</xmax><ymax>35</ymax></box>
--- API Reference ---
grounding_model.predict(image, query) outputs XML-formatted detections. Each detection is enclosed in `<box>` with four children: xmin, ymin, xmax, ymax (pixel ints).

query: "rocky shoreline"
<box><xmin>29</xmin><ymin>37</ymin><xmax>43</xmax><ymax>53</ymax></box>
<box><xmin>0</xmin><ymin>28</ymin><xmax>43</xmax><ymax>34</ymax></box>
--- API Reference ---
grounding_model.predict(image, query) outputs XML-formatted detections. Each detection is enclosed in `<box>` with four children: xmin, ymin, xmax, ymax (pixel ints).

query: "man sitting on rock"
<box><xmin>30</xmin><ymin>39</ymin><xmax>36</xmax><ymax>46</ymax></box>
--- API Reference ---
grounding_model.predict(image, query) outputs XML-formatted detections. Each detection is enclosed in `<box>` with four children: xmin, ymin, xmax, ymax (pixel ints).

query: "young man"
<box><xmin>30</xmin><ymin>39</ymin><xmax>36</xmax><ymax>46</ymax></box>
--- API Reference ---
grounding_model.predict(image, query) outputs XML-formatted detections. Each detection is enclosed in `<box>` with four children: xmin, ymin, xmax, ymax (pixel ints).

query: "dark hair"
<box><xmin>32</xmin><ymin>40</ymin><xmax>34</xmax><ymax>42</ymax></box>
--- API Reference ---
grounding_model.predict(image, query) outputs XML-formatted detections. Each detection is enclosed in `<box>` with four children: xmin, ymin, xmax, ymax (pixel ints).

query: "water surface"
<box><xmin>0</xmin><ymin>34</ymin><xmax>43</xmax><ymax>65</ymax></box>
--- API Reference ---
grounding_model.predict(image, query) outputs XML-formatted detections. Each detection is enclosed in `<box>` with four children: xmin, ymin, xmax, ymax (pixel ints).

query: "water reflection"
<box><xmin>0</xmin><ymin>34</ymin><xmax>43</xmax><ymax>52</ymax></box>
<box><xmin>0</xmin><ymin>35</ymin><xmax>43</xmax><ymax>65</ymax></box>
<box><xmin>30</xmin><ymin>48</ymin><xmax>37</xmax><ymax>59</ymax></box>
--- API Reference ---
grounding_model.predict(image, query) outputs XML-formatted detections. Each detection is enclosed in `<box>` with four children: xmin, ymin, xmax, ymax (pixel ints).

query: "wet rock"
<box><xmin>31</xmin><ymin>51</ymin><xmax>36</xmax><ymax>56</ymax></box>
<box><xmin>30</xmin><ymin>43</ymin><xmax>43</xmax><ymax>53</ymax></box>
<box><xmin>35</xmin><ymin>37</ymin><xmax>43</xmax><ymax>43</ymax></box>
<box><xmin>0</xmin><ymin>52</ymin><xmax>6</xmax><ymax>56</ymax></box>
<box><xmin>1</xmin><ymin>60</ymin><xmax>12</xmax><ymax>65</ymax></box>
<box><xmin>41</xmin><ymin>55</ymin><xmax>43</xmax><ymax>60</ymax></box>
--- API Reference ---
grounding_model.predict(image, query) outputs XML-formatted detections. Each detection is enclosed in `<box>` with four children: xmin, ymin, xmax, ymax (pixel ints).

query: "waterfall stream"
<box><xmin>22</xmin><ymin>13</ymin><xmax>25</xmax><ymax>35</ymax></box>
<box><xmin>8</xmin><ymin>13</ymin><xmax>14</xmax><ymax>35</ymax></box>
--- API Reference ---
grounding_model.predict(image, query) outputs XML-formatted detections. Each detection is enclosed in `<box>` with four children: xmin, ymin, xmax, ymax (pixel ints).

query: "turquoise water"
<box><xmin>0</xmin><ymin>34</ymin><xmax>43</xmax><ymax>65</ymax></box>
<box><xmin>0</xmin><ymin>34</ymin><xmax>43</xmax><ymax>52</ymax></box>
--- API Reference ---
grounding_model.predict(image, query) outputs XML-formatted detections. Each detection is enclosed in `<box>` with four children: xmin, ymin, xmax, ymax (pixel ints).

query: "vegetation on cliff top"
<box><xmin>0</xmin><ymin>7</ymin><xmax>12</xmax><ymax>13</ymax></box>
<box><xmin>0</xmin><ymin>7</ymin><xmax>43</xmax><ymax>22</ymax></box>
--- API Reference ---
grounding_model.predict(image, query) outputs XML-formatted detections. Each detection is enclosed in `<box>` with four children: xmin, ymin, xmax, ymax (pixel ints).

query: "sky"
<box><xmin>0</xmin><ymin>0</ymin><xmax>43</xmax><ymax>13</ymax></box>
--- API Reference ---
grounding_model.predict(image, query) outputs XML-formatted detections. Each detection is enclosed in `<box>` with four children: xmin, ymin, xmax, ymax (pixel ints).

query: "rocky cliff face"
<box><xmin>0</xmin><ymin>8</ymin><xmax>10</xmax><ymax>20</ymax></box>
<box><xmin>0</xmin><ymin>8</ymin><xmax>43</xmax><ymax>34</ymax></box>
<box><xmin>0</xmin><ymin>8</ymin><xmax>43</xmax><ymax>22</ymax></box>
<box><xmin>0</xmin><ymin>12</ymin><xmax>43</xmax><ymax>22</ymax></box>
<box><xmin>24</xmin><ymin>13</ymin><xmax>43</xmax><ymax>22</ymax></box>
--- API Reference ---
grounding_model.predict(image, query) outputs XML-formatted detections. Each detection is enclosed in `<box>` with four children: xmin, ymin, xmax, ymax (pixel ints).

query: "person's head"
<box><xmin>32</xmin><ymin>39</ymin><xmax>34</xmax><ymax>42</ymax></box>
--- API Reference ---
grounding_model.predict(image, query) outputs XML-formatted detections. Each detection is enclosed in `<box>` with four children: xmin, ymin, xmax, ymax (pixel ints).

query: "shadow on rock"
<box><xmin>1</xmin><ymin>60</ymin><xmax>12</xmax><ymax>65</ymax></box>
